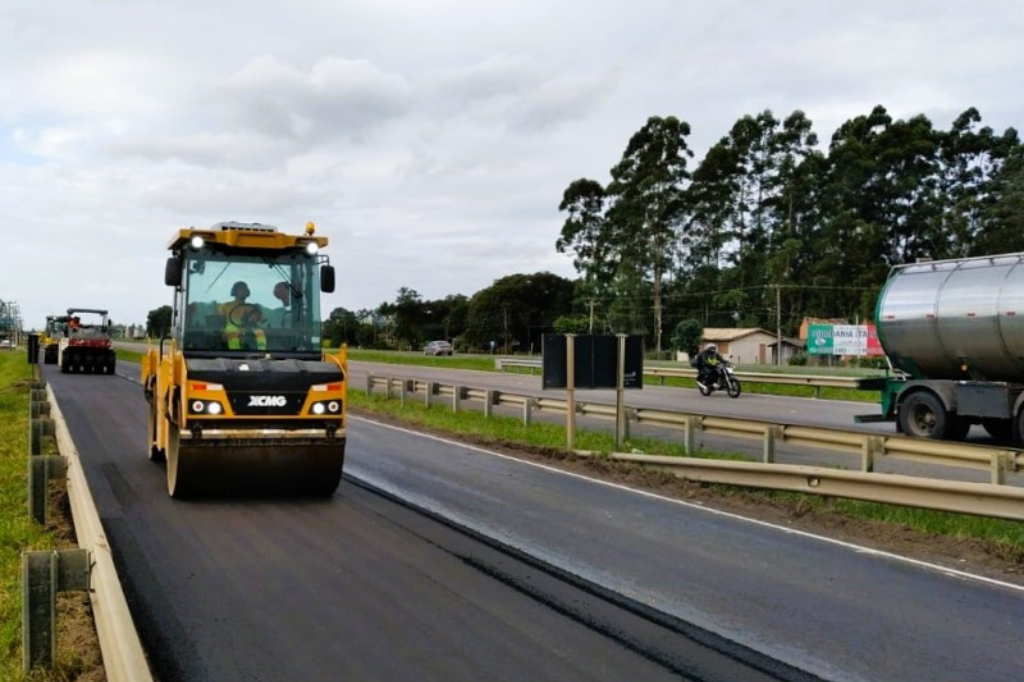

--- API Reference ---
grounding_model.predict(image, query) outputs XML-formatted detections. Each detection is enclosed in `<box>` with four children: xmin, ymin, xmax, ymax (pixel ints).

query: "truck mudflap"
<box><xmin>168</xmin><ymin>427</ymin><xmax>345</xmax><ymax>498</ymax></box>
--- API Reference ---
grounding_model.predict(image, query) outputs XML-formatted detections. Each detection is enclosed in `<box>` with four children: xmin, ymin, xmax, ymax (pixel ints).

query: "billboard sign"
<box><xmin>542</xmin><ymin>334</ymin><xmax>644</xmax><ymax>389</ymax></box>
<box><xmin>807</xmin><ymin>324</ymin><xmax>883</xmax><ymax>356</ymax></box>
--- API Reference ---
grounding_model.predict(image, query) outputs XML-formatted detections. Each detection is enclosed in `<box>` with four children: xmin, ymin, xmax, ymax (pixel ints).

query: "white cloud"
<box><xmin>1</xmin><ymin>0</ymin><xmax>1022</xmax><ymax>328</ymax></box>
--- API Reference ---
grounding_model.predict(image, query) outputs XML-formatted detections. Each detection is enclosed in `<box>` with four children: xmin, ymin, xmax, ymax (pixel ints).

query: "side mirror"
<box><xmin>321</xmin><ymin>265</ymin><xmax>335</xmax><ymax>293</ymax></box>
<box><xmin>165</xmin><ymin>257</ymin><xmax>183</xmax><ymax>287</ymax></box>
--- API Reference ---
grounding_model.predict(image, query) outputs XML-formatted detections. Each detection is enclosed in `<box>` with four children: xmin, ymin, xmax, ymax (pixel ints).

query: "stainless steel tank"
<box><xmin>875</xmin><ymin>253</ymin><xmax>1024</xmax><ymax>382</ymax></box>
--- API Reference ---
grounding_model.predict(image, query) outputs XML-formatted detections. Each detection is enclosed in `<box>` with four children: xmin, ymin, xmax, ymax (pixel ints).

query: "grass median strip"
<box><xmin>0</xmin><ymin>352</ymin><xmax>103</xmax><ymax>681</ymax></box>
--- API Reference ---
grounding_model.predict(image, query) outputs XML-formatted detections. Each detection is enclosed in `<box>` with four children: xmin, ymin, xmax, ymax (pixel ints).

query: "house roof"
<box><xmin>701</xmin><ymin>327</ymin><xmax>776</xmax><ymax>342</ymax></box>
<box><xmin>767</xmin><ymin>336</ymin><xmax>805</xmax><ymax>348</ymax></box>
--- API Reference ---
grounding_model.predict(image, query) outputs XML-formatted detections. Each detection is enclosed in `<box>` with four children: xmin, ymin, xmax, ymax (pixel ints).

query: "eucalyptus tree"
<box><xmin>978</xmin><ymin>139</ymin><xmax>1024</xmax><ymax>254</ymax></box>
<box><xmin>557</xmin><ymin>178</ymin><xmax>611</xmax><ymax>285</ymax></box>
<box><xmin>683</xmin><ymin>109</ymin><xmax>820</xmax><ymax>332</ymax></box>
<box><xmin>604</xmin><ymin>115</ymin><xmax>694</xmax><ymax>352</ymax></box>
<box><xmin>814</xmin><ymin>105</ymin><xmax>899</xmax><ymax>319</ymax></box>
<box><xmin>557</xmin><ymin>178</ymin><xmax>613</xmax><ymax>327</ymax></box>
<box><xmin>934</xmin><ymin>109</ymin><xmax>1023</xmax><ymax>257</ymax></box>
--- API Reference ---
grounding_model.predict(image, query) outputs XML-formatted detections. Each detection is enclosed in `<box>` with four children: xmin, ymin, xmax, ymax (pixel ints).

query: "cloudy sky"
<box><xmin>2</xmin><ymin>0</ymin><xmax>1021</xmax><ymax>328</ymax></box>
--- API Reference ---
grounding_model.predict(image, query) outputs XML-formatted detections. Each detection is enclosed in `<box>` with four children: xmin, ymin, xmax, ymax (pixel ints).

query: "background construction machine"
<box><xmin>41</xmin><ymin>314</ymin><xmax>69</xmax><ymax>364</ymax></box>
<box><xmin>58</xmin><ymin>308</ymin><xmax>116</xmax><ymax>374</ymax></box>
<box><xmin>142</xmin><ymin>221</ymin><xmax>346</xmax><ymax>497</ymax></box>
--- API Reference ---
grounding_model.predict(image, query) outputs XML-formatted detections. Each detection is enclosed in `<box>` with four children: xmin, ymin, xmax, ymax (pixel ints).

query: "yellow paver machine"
<box><xmin>142</xmin><ymin>221</ymin><xmax>346</xmax><ymax>497</ymax></box>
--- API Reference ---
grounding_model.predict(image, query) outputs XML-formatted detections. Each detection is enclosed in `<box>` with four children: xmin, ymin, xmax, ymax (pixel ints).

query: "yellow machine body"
<box><xmin>141</xmin><ymin>221</ymin><xmax>345</xmax><ymax>497</ymax></box>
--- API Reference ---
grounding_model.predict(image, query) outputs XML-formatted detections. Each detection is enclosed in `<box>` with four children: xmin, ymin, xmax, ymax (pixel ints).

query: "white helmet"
<box><xmin>705</xmin><ymin>343</ymin><xmax>717</xmax><ymax>351</ymax></box>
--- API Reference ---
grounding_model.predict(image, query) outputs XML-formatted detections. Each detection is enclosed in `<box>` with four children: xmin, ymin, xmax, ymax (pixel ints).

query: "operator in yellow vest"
<box><xmin>220</xmin><ymin>281</ymin><xmax>267</xmax><ymax>351</ymax></box>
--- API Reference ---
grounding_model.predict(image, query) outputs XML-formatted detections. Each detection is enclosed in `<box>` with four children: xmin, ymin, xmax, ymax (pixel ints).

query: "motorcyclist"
<box><xmin>695</xmin><ymin>343</ymin><xmax>726</xmax><ymax>389</ymax></box>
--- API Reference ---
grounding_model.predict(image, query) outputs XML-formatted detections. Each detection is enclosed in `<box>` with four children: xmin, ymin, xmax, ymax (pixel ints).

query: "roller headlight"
<box><xmin>305</xmin><ymin>241</ymin><xmax>319</xmax><ymax>255</ymax></box>
<box><xmin>312</xmin><ymin>403</ymin><xmax>326</xmax><ymax>415</ymax></box>
<box><xmin>190</xmin><ymin>235</ymin><xmax>205</xmax><ymax>250</ymax></box>
<box><xmin>327</xmin><ymin>401</ymin><xmax>340</xmax><ymax>413</ymax></box>
<box><xmin>189</xmin><ymin>400</ymin><xmax>223</xmax><ymax>415</ymax></box>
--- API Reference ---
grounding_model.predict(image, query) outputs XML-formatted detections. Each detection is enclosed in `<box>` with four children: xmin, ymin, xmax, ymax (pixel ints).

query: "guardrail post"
<box><xmin>22</xmin><ymin>549</ymin><xmax>91</xmax><ymax>672</ymax></box>
<box><xmin>425</xmin><ymin>382</ymin><xmax>435</xmax><ymax>407</ymax></box>
<box><xmin>683</xmin><ymin>415</ymin><xmax>698</xmax><ymax>454</ymax></box>
<box><xmin>814</xmin><ymin>386</ymin><xmax>822</xmax><ymax>399</ymax></box>
<box><xmin>623</xmin><ymin>409</ymin><xmax>633</xmax><ymax>442</ymax></box>
<box><xmin>763</xmin><ymin>425</ymin><xmax>783</xmax><ymax>463</ymax></box>
<box><xmin>453</xmin><ymin>386</ymin><xmax>462</xmax><ymax>413</ymax></box>
<box><xmin>523</xmin><ymin>398</ymin><xmax>533</xmax><ymax>426</ymax></box>
<box><xmin>484</xmin><ymin>390</ymin><xmax>495</xmax><ymax>418</ymax></box>
<box><xmin>861</xmin><ymin>437</ymin><xmax>883</xmax><ymax>473</ymax></box>
<box><xmin>28</xmin><ymin>456</ymin><xmax>67</xmax><ymax>525</ymax></box>
<box><xmin>384</xmin><ymin>377</ymin><xmax>394</xmax><ymax>400</ymax></box>
<box><xmin>365</xmin><ymin>375</ymin><xmax>373</xmax><ymax>395</ymax></box>
<box><xmin>29</xmin><ymin>417</ymin><xmax>55</xmax><ymax>456</ymax></box>
<box><xmin>990</xmin><ymin>452</ymin><xmax>1010</xmax><ymax>485</ymax></box>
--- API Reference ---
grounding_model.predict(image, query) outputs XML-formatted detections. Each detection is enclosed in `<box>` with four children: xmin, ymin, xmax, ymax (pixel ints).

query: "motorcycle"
<box><xmin>697</xmin><ymin>361</ymin><xmax>742</xmax><ymax>398</ymax></box>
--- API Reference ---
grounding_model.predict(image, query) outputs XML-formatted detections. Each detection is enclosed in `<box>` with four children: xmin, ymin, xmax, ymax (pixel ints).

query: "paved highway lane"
<box><xmin>346</xmin><ymin>417</ymin><xmax>1024</xmax><ymax>682</ymax></box>
<box><xmin>45</xmin><ymin>365</ymin><xmax>806</xmax><ymax>682</ymax></box>
<box><xmin>46</xmin><ymin>362</ymin><xmax>1024</xmax><ymax>681</ymax></box>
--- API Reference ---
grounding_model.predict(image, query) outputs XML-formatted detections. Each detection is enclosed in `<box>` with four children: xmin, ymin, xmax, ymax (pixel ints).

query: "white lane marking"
<box><xmin>351</xmin><ymin>414</ymin><xmax>1024</xmax><ymax>594</ymax></box>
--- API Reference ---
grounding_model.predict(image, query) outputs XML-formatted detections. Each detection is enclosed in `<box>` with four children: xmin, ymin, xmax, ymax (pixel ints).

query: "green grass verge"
<box><xmin>349</xmin><ymin>388</ymin><xmax>1024</xmax><ymax>562</ymax></box>
<box><xmin>0</xmin><ymin>352</ymin><xmax>62</xmax><ymax>680</ymax></box>
<box><xmin>115</xmin><ymin>349</ymin><xmax>144</xmax><ymax>365</ymax></box>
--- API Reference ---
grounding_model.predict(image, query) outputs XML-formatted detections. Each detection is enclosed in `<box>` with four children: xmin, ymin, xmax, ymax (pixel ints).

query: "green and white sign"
<box><xmin>807</xmin><ymin>324</ymin><xmax>883</xmax><ymax>356</ymax></box>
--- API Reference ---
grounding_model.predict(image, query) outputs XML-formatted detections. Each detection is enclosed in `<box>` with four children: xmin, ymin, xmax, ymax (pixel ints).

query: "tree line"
<box><xmin>149</xmin><ymin>104</ymin><xmax>1024</xmax><ymax>355</ymax></box>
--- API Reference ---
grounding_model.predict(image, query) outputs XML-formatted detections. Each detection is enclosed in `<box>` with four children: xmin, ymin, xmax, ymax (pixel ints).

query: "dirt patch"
<box><xmin>354</xmin><ymin>408</ymin><xmax>1024</xmax><ymax>587</ymax></box>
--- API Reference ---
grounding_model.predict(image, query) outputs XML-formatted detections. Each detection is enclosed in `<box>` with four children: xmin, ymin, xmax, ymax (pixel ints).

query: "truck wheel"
<box><xmin>899</xmin><ymin>392</ymin><xmax>951</xmax><ymax>439</ymax></box>
<box><xmin>1015</xmin><ymin>411</ymin><xmax>1024</xmax><ymax>448</ymax></box>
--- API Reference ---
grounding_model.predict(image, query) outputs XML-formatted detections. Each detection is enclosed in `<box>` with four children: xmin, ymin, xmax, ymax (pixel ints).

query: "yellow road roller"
<box><xmin>142</xmin><ymin>221</ymin><xmax>346</xmax><ymax>497</ymax></box>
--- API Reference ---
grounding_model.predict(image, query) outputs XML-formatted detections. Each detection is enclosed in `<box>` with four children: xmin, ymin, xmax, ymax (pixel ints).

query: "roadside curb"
<box><xmin>46</xmin><ymin>385</ymin><xmax>155</xmax><ymax>682</ymax></box>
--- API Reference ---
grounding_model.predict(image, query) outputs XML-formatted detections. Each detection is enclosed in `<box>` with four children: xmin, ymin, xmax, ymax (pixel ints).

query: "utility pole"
<box><xmin>775</xmin><ymin>285</ymin><xmax>782</xmax><ymax>366</ymax></box>
<box><xmin>588</xmin><ymin>299</ymin><xmax>595</xmax><ymax>334</ymax></box>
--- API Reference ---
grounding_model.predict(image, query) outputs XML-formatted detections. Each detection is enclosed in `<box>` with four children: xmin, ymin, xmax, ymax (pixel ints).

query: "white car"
<box><xmin>423</xmin><ymin>340</ymin><xmax>454</xmax><ymax>356</ymax></box>
<box><xmin>0</xmin><ymin>339</ymin><xmax>11</xmax><ymax>349</ymax></box>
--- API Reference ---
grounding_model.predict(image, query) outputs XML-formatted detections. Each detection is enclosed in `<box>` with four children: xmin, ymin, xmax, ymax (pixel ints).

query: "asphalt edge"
<box><xmin>46</xmin><ymin>384</ymin><xmax>155</xmax><ymax>682</ymax></box>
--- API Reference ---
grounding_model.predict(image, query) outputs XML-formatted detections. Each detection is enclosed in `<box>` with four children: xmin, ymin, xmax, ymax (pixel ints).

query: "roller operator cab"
<box><xmin>142</xmin><ymin>221</ymin><xmax>346</xmax><ymax>497</ymax></box>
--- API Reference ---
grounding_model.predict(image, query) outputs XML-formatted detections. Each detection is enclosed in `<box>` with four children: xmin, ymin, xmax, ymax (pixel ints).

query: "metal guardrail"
<box><xmin>47</xmin><ymin>385</ymin><xmax>154</xmax><ymax>682</ymax></box>
<box><xmin>366</xmin><ymin>374</ymin><xmax>1024</xmax><ymax>521</ymax></box>
<box><xmin>494</xmin><ymin>357</ymin><xmax>885</xmax><ymax>393</ymax></box>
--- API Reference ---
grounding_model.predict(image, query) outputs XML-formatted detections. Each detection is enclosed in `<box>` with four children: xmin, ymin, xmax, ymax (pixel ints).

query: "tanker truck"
<box><xmin>857</xmin><ymin>252</ymin><xmax>1024</xmax><ymax>444</ymax></box>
